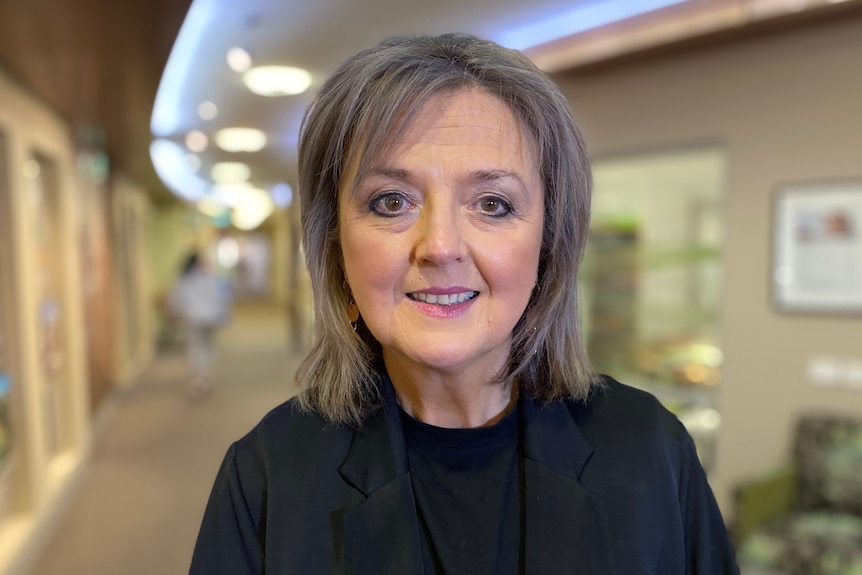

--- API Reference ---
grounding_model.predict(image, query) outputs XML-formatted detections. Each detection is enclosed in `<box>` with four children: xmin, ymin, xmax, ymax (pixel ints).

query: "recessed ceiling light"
<box><xmin>242</xmin><ymin>66</ymin><xmax>311</xmax><ymax>97</ymax></box>
<box><xmin>211</xmin><ymin>183</ymin><xmax>274</xmax><ymax>230</ymax></box>
<box><xmin>198</xmin><ymin>101</ymin><xmax>218</xmax><ymax>120</ymax></box>
<box><xmin>185</xmin><ymin>130</ymin><xmax>209</xmax><ymax>152</ymax></box>
<box><xmin>214</xmin><ymin>128</ymin><xmax>267</xmax><ymax>153</ymax></box>
<box><xmin>198</xmin><ymin>196</ymin><xmax>229</xmax><ymax>218</ymax></box>
<box><xmin>232</xmin><ymin>190</ymin><xmax>274</xmax><ymax>230</ymax></box>
<box><xmin>227</xmin><ymin>47</ymin><xmax>253</xmax><ymax>72</ymax></box>
<box><xmin>210</xmin><ymin>162</ymin><xmax>251</xmax><ymax>183</ymax></box>
<box><xmin>232</xmin><ymin>207</ymin><xmax>273</xmax><ymax>230</ymax></box>
<box><xmin>211</xmin><ymin>183</ymin><xmax>254</xmax><ymax>207</ymax></box>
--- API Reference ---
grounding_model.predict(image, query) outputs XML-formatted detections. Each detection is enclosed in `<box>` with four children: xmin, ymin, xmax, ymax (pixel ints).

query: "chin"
<box><xmin>404</xmin><ymin>344</ymin><xmax>509</xmax><ymax>376</ymax></box>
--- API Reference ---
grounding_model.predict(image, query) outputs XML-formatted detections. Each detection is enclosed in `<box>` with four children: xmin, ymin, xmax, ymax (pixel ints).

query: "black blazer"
<box><xmin>189</xmin><ymin>376</ymin><xmax>738</xmax><ymax>574</ymax></box>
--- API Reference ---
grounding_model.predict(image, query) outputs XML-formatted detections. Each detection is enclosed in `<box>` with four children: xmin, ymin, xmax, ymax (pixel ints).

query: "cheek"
<box><xmin>481</xmin><ymin>230</ymin><xmax>542</xmax><ymax>319</ymax></box>
<box><xmin>341</xmin><ymin>227</ymin><xmax>404</xmax><ymax>302</ymax></box>
<box><xmin>498</xmin><ymin>230</ymin><xmax>541</xmax><ymax>286</ymax></box>
<box><xmin>510</xmin><ymin>251</ymin><xmax>541</xmax><ymax>305</ymax></box>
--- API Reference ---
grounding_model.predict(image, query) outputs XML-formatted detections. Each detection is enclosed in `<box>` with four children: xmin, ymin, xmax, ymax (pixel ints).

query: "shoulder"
<box><xmin>229</xmin><ymin>397</ymin><xmax>355</xmax><ymax>478</ymax></box>
<box><xmin>558</xmin><ymin>376</ymin><xmax>708</xmax><ymax>507</ymax></box>
<box><xmin>236</xmin><ymin>397</ymin><xmax>354</xmax><ymax>453</ymax></box>
<box><xmin>568</xmin><ymin>374</ymin><xmax>690</xmax><ymax>454</ymax></box>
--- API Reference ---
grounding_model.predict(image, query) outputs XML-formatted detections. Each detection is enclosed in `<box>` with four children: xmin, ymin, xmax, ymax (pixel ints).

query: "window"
<box><xmin>581</xmin><ymin>147</ymin><xmax>726</xmax><ymax>470</ymax></box>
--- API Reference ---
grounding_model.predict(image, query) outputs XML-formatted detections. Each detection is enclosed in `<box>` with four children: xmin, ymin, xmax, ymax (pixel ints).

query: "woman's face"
<box><xmin>339</xmin><ymin>89</ymin><xmax>544</xmax><ymax>381</ymax></box>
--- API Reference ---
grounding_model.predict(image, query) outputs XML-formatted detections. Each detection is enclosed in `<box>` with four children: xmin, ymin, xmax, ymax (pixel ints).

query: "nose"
<box><xmin>413</xmin><ymin>201</ymin><xmax>466</xmax><ymax>265</ymax></box>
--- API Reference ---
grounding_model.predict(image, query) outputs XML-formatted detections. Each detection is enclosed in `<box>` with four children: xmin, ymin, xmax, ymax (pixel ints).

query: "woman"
<box><xmin>190</xmin><ymin>34</ymin><xmax>738</xmax><ymax>574</ymax></box>
<box><xmin>170</xmin><ymin>251</ymin><xmax>231</xmax><ymax>398</ymax></box>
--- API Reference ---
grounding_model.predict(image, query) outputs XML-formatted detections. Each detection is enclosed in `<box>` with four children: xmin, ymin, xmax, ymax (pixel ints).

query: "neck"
<box><xmin>383</xmin><ymin>352</ymin><xmax>518</xmax><ymax>428</ymax></box>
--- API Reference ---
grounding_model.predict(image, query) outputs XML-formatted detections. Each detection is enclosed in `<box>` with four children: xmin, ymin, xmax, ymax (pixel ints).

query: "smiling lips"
<box><xmin>407</xmin><ymin>291</ymin><xmax>478</xmax><ymax>306</ymax></box>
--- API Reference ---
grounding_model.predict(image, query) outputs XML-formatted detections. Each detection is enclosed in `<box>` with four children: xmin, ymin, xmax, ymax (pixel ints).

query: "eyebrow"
<box><xmin>362</xmin><ymin>167</ymin><xmax>528</xmax><ymax>191</ymax></box>
<box><xmin>364</xmin><ymin>167</ymin><xmax>411</xmax><ymax>181</ymax></box>
<box><xmin>466</xmin><ymin>169</ymin><xmax>528</xmax><ymax>192</ymax></box>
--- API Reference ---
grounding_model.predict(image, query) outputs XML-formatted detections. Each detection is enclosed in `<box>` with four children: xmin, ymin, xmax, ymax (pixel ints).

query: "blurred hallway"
<box><xmin>1</xmin><ymin>2</ymin><xmax>861</xmax><ymax>573</ymax></box>
<box><xmin>27</xmin><ymin>301</ymin><xmax>304</xmax><ymax>575</ymax></box>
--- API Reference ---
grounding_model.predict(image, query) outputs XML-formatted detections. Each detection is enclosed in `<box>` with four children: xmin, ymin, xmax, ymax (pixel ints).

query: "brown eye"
<box><xmin>370</xmin><ymin>192</ymin><xmax>411</xmax><ymax>217</ymax></box>
<box><xmin>383</xmin><ymin>195</ymin><xmax>403</xmax><ymax>212</ymax></box>
<box><xmin>476</xmin><ymin>195</ymin><xmax>512</xmax><ymax>217</ymax></box>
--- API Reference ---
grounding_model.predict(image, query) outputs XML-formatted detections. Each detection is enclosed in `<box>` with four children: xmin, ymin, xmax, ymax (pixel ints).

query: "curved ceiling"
<box><xmin>2</xmin><ymin>0</ymin><xmax>858</xmax><ymax>211</ymax></box>
<box><xmin>148</xmin><ymin>0</ymin><xmax>690</xmax><ymax>205</ymax></box>
<box><xmin>0</xmin><ymin>0</ymin><xmax>191</xmax><ymax>202</ymax></box>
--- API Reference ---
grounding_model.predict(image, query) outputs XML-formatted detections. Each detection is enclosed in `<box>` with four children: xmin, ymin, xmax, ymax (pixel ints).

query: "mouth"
<box><xmin>407</xmin><ymin>291</ymin><xmax>478</xmax><ymax>306</ymax></box>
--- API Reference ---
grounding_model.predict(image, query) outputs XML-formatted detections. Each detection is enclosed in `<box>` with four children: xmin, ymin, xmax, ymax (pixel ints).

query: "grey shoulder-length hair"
<box><xmin>296</xmin><ymin>33</ymin><xmax>598</xmax><ymax>426</ymax></box>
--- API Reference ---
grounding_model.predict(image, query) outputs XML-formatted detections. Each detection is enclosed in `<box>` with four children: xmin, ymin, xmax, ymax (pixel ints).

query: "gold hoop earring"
<box><xmin>347</xmin><ymin>301</ymin><xmax>360</xmax><ymax>331</ymax></box>
<box><xmin>343</xmin><ymin>277</ymin><xmax>360</xmax><ymax>330</ymax></box>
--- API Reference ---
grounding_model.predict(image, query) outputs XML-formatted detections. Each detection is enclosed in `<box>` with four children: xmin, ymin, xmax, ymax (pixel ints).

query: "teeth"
<box><xmin>410</xmin><ymin>291</ymin><xmax>477</xmax><ymax>305</ymax></box>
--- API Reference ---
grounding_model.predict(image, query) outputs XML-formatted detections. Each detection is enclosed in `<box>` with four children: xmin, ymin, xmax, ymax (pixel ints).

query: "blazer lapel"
<box><xmin>521</xmin><ymin>396</ymin><xmax>616</xmax><ymax>575</ymax></box>
<box><xmin>335</xmin><ymin>376</ymin><xmax>425</xmax><ymax>575</ymax></box>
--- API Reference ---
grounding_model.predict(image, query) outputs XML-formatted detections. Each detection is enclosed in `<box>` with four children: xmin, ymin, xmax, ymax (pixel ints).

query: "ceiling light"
<box><xmin>271</xmin><ymin>183</ymin><xmax>293</xmax><ymax>208</ymax></box>
<box><xmin>150</xmin><ymin>139</ymin><xmax>207</xmax><ymax>201</ymax></box>
<box><xmin>211</xmin><ymin>183</ymin><xmax>256</xmax><ymax>207</ymax></box>
<box><xmin>232</xmin><ymin>194</ymin><xmax>274</xmax><ymax>230</ymax></box>
<box><xmin>210</xmin><ymin>162</ymin><xmax>251</xmax><ymax>183</ymax></box>
<box><xmin>498</xmin><ymin>0</ymin><xmax>689</xmax><ymax>50</ymax></box>
<box><xmin>232</xmin><ymin>211</ymin><xmax>272</xmax><ymax>230</ymax></box>
<box><xmin>198</xmin><ymin>101</ymin><xmax>218</xmax><ymax>120</ymax></box>
<box><xmin>197</xmin><ymin>196</ymin><xmax>229</xmax><ymax>218</ymax></box>
<box><xmin>211</xmin><ymin>183</ymin><xmax>274</xmax><ymax>230</ymax></box>
<box><xmin>150</xmin><ymin>0</ymin><xmax>214</xmax><ymax>136</ymax></box>
<box><xmin>185</xmin><ymin>130</ymin><xmax>209</xmax><ymax>152</ymax></box>
<box><xmin>242</xmin><ymin>66</ymin><xmax>311</xmax><ymax>97</ymax></box>
<box><xmin>214</xmin><ymin>128</ymin><xmax>267</xmax><ymax>152</ymax></box>
<box><xmin>227</xmin><ymin>47</ymin><xmax>253</xmax><ymax>72</ymax></box>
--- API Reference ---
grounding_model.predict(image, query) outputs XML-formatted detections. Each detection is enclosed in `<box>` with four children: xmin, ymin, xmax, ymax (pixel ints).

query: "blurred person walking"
<box><xmin>169</xmin><ymin>251</ymin><xmax>232</xmax><ymax>399</ymax></box>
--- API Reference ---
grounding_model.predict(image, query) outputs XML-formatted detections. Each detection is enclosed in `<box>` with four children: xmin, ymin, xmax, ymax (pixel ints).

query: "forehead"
<box><xmin>391</xmin><ymin>90</ymin><xmax>530</xmax><ymax>147</ymax></box>
<box><xmin>380</xmin><ymin>89</ymin><xmax>538</xmax><ymax>170</ymax></box>
<box><xmin>343</xmin><ymin>89</ymin><xmax>537</xmax><ymax>185</ymax></box>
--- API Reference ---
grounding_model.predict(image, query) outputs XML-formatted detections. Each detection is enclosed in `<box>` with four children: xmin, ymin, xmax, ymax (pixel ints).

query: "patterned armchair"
<box><xmin>734</xmin><ymin>414</ymin><xmax>862</xmax><ymax>575</ymax></box>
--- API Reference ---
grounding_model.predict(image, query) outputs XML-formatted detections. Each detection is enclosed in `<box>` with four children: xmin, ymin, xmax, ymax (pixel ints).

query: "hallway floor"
<box><xmin>29</xmin><ymin>301</ymin><xmax>306</xmax><ymax>575</ymax></box>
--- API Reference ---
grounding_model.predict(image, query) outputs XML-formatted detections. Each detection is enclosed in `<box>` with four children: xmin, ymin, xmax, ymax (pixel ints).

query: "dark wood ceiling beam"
<box><xmin>0</xmin><ymin>0</ymin><xmax>191</xmax><ymax>201</ymax></box>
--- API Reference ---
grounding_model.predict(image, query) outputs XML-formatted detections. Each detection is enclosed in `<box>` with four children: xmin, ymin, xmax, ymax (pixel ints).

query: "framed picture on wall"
<box><xmin>772</xmin><ymin>181</ymin><xmax>862</xmax><ymax>313</ymax></box>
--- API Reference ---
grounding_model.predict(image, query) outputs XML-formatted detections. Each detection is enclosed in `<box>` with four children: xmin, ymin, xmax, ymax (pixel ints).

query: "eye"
<box><xmin>370</xmin><ymin>192</ymin><xmax>412</xmax><ymax>217</ymax></box>
<box><xmin>475</xmin><ymin>195</ymin><xmax>513</xmax><ymax>217</ymax></box>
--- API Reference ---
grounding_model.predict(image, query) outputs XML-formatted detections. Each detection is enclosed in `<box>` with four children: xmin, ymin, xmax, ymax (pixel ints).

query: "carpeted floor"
<box><xmin>29</xmin><ymin>300</ymin><xmax>306</xmax><ymax>575</ymax></box>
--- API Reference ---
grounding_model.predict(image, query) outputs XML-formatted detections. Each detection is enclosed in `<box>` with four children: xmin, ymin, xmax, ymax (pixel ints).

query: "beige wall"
<box><xmin>148</xmin><ymin>203</ymin><xmax>204</xmax><ymax>300</ymax></box>
<box><xmin>271</xmin><ymin>210</ymin><xmax>290</xmax><ymax>305</ymax></box>
<box><xmin>110</xmin><ymin>174</ymin><xmax>156</xmax><ymax>388</ymax></box>
<box><xmin>554</xmin><ymin>14</ymin><xmax>862</xmax><ymax>513</ymax></box>
<box><xmin>285</xmin><ymin>199</ymin><xmax>315</xmax><ymax>352</ymax></box>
